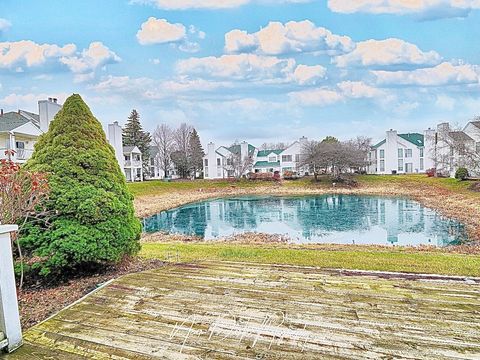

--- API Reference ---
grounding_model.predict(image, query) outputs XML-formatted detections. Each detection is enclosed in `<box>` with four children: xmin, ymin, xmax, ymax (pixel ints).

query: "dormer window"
<box><xmin>268</xmin><ymin>156</ymin><xmax>276</xmax><ymax>162</ymax></box>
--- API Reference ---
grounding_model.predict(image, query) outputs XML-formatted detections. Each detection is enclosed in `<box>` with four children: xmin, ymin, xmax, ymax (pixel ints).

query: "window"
<box><xmin>204</xmin><ymin>159</ymin><xmax>208</xmax><ymax>166</ymax></box>
<box><xmin>150</xmin><ymin>158</ymin><xmax>155</xmax><ymax>166</ymax></box>
<box><xmin>282</xmin><ymin>155</ymin><xmax>292</xmax><ymax>162</ymax></box>
<box><xmin>398</xmin><ymin>159</ymin><xmax>404</xmax><ymax>172</ymax></box>
<box><xmin>124</xmin><ymin>155</ymin><xmax>130</xmax><ymax>161</ymax></box>
<box><xmin>405</xmin><ymin>149</ymin><xmax>412</xmax><ymax>158</ymax></box>
<box><xmin>379</xmin><ymin>149</ymin><xmax>385</xmax><ymax>159</ymax></box>
<box><xmin>420</xmin><ymin>148</ymin><xmax>424</xmax><ymax>157</ymax></box>
<box><xmin>15</xmin><ymin>141</ymin><xmax>25</xmax><ymax>149</ymax></box>
<box><xmin>268</xmin><ymin>156</ymin><xmax>277</xmax><ymax>162</ymax></box>
<box><xmin>205</xmin><ymin>167</ymin><xmax>208</xmax><ymax>177</ymax></box>
<box><xmin>398</xmin><ymin>148</ymin><xmax>403</xmax><ymax>158</ymax></box>
<box><xmin>476</xmin><ymin>142</ymin><xmax>480</xmax><ymax>154</ymax></box>
<box><xmin>420</xmin><ymin>158</ymin><xmax>424</xmax><ymax>170</ymax></box>
<box><xmin>380</xmin><ymin>160</ymin><xmax>385</xmax><ymax>172</ymax></box>
<box><xmin>295</xmin><ymin>154</ymin><xmax>300</xmax><ymax>162</ymax></box>
<box><xmin>217</xmin><ymin>158</ymin><xmax>221</xmax><ymax>166</ymax></box>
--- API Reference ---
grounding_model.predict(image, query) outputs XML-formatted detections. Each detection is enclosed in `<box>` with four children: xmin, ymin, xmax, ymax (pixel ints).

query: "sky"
<box><xmin>0</xmin><ymin>0</ymin><xmax>479</xmax><ymax>146</ymax></box>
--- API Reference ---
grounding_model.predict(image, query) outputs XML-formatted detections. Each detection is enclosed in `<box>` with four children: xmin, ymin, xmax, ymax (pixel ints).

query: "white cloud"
<box><xmin>289</xmin><ymin>88</ymin><xmax>343</xmax><ymax>106</ymax></box>
<box><xmin>337</xmin><ymin>81</ymin><xmax>386</xmax><ymax>98</ymax></box>
<box><xmin>60</xmin><ymin>42</ymin><xmax>121</xmax><ymax>83</ymax></box>
<box><xmin>0</xmin><ymin>92</ymin><xmax>68</xmax><ymax>111</ymax></box>
<box><xmin>373</xmin><ymin>62</ymin><xmax>479</xmax><ymax>86</ymax></box>
<box><xmin>177</xmin><ymin>54</ymin><xmax>296</xmax><ymax>82</ymax></box>
<box><xmin>0</xmin><ymin>18</ymin><xmax>11</xmax><ymax>32</ymax></box>
<box><xmin>91</xmin><ymin>75</ymin><xmax>232</xmax><ymax>101</ymax></box>
<box><xmin>177</xmin><ymin>54</ymin><xmax>327</xmax><ymax>85</ymax></box>
<box><xmin>293</xmin><ymin>65</ymin><xmax>327</xmax><ymax>85</ymax></box>
<box><xmin>131</xmin><ymin>0</ymin><xmax>309</xmax><ymax>10</ymax></box>
<box><xmin>225</xmin><ymin>20</ymin><xmax>354</xmax><ymax>55</ymax></box>
<box><xmin>0</xmin><ymin>40</ymin><xmax>76</xmax><ymax>71</ymax></box>
<box><xmin>149</xmin><ymin>58</ymin><xmax>161</xmax><ymax>65</ymax></box>
<box><xmin>136</xmin><ymin>18</ymin><xmax>204</xmax><ymax>53</ymax></box>
<box><xmin>327</xmin><ymin>0</ymin><xmax>480</xmax><ymax>19</ymax></box>
<box><xmin>435</xmin><ymin>94</ymin><xmax>456</xmax><ymax>110</ymax></box>
<box><xmin>334</xmin><ymin>38</ymin><xmax>441</xmax><ymax>68</ymax></box>
<box><xmin>136</xmin><ymin>18</ymin><xmax>186</xmax><ymax>45</ymax></box>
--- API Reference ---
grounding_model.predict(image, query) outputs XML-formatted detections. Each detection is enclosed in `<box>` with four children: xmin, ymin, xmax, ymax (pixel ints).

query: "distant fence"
<box><xmin>0</xmin><ymin>225</ymin><xmax>23</xmax><ymax>352</ymax></box>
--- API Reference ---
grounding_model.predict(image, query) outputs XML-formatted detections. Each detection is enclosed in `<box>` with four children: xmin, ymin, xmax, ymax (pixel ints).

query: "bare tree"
<box><xmin>300</xmin><ymin>136</ymin><xmax>372</xmax><ymax>180</ymax></box>
<box><xmin>152</xmin><ymin>124</ymin><xmax>174</xmax><ymax>179</ymax></box>
<box><xmin>223</xmin><ymin>142</ymin><xmax>254</xmax><ymax>179</ymax></box>
<box><xmin>172</xmin><ymin>123</ymin><xmax>193</xmax><ymax>178</ymax></box>
<box><xmin>260</xmin><ymin>142</ymin><xmax>290</xmax><ymax>150</ymax></box>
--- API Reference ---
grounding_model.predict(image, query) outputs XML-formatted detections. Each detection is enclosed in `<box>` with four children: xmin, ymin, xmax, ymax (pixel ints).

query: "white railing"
<box><xmin>0</xmin><ymin>148</ymin><xmax>34</xmax><ymax>161</ymax></box>
<box><xmin>0</xmin><ymin>225</ymin><xmax>23</xmax><ymax>352</ymax></box>
<box><xmin>125</xmin><ymin>160</ymin><xmax>141</xmax><ymax>167</ymax></box>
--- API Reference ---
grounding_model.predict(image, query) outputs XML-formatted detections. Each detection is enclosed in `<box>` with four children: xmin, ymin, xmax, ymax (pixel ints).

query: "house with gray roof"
<box><xmin>0</xmin><ymin>98</ymin><xmax>61</xmax><ymax>163</ymax></box>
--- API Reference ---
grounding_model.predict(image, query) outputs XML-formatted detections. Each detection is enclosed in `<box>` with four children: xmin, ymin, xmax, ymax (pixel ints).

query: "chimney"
<box><xmin>53</xmin><ymin>98</ymin><xmax>57</xmax><ymax>104</ymax></box>
<box><xmin>0</xmin><ymin>109</ymin><xmax>3</xmax><ymax>116</ymax></box>
<box><xmin>38</xmin><ymin>98</ymin><xmax>62</xmax><ymax>132</ymax></box>
<box><xmin>240</xmin><ymin>141</ymin><xmax>249</xmax><ymax>161</ymax></box>
<box><xmin>108</xmin><ymin>122</ymin><xmax>125</xmax><ymax>176</ymax></box>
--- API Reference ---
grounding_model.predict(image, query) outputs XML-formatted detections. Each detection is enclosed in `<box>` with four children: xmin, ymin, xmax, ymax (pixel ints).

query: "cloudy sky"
<box><xmin>1</xmin><ymin>0</ymin><xmax>479</xmax><ymax>145</ymax></box>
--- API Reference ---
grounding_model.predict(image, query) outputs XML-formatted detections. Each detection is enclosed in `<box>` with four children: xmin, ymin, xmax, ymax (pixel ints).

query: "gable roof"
<box><xmin>469</xmin><ymin>121</ymin><xmax>480</xmax><ymax>129</ymax></box>
<box><xmin>372</xmin><ymin>139</ymin><xmax>386</xmax><ymax>149</ymax></box>
<box><xmin>149</xmin><ymin>146</ymin><xmax>159</xmax><ymax>158</ymax></box>
<box><xmin>398</xmin><ymin>133</ymin><xmax>424</xmax><ymax>147</ymax></box>
<box><xmin>227</xmin><ymin>143</ymin><xmax>256</xmax><ymax>157</ymax></box>
<box><xmin>123</xmin><ymin>145</ymin><xmax>141</xmax><ymax>153</ymax></box>
<box><xmin>449</xmin><ymin>131</ymin><xmax>474</xmax><ymax>142</ymax></box>
<box><xmin>0</xmin><ymin>111</ymin><xmax>31</xmax><ymax>132</ymax></box>
<box><xmin>257</xmin><ymin>149</ymin><xmax>284</xmax><ymax>157</ymax></box>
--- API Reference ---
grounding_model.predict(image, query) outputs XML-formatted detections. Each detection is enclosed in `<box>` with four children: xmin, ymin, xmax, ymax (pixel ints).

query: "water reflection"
<box><xmin>143</xmin><ymin>195</ymin><xmax>467</xmax><ymax>246</ymax></box>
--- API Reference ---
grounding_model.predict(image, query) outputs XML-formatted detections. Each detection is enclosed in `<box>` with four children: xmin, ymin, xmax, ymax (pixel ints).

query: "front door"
<box><xmin>405</xmin><ymin>163</ymin><xmax>413</xmax><ymax>173</ymax></box>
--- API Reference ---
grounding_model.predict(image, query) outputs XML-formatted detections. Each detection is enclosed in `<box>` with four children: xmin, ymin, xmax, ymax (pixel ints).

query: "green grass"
<box><xmin>140</xmin><ymin>243</ymin><xmax>480</xmax><ymax>277</ymax></box>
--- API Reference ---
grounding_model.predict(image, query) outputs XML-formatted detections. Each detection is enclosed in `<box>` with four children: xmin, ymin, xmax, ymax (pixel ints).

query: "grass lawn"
<box><xmin>140</xmin><ymin>242</ymin><xmax>480</xmax><ymax>277</ymax></box>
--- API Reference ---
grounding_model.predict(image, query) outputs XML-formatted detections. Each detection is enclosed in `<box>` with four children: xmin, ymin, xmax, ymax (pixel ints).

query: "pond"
<box><xmin>143</xmin><ymin>195</ymin><xmax>468</xmax><ymax>246</ymax></box>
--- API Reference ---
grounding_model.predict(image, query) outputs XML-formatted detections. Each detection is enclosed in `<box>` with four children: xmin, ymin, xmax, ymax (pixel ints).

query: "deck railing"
<box><xmin>0</xmin><ymin>225</ymin><xmax>23</xmax><ymax>352</ymax></box>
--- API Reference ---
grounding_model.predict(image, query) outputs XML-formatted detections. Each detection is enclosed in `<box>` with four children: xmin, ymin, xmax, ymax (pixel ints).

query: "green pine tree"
<box><xmin>123</xmin><ymin>109</ymin><xmax>151</xmax><ymax>178</ymax></box>
<box><xmin>188</xmin><ymin>128</ymin><xmax>204</xmax><ymax>178</ymax></box>
<box><xmin>22</xmin><ymin>94</ymin><xmax>141</xmax><ymax>277</ymax></box>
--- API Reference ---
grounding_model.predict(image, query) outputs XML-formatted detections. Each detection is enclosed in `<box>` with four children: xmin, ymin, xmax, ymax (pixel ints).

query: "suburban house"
<box><xmin>369</xmin><ymin>122</ymin><xmax>480</xmax><ymax>177</ymax></box>
<box><xmin>368</xmin><ymin>130</ymin><xmax>432</xmax><ymax>175</ymax></box>
<box><xmin>203</xmin><ymin>137</ymin><xmax>309</xmax><ymax>179</ymax></box>
<box><xmin>0</xmin><ymin>98</ymin><xmax>61</xmax><ymax>163</ymax></box>
<box><xmin>107</xmin><ymin>121</ymin><xmax>143</xmax><ymax>182</ymax></box>
<box><xmin>147</xmin><ymin>146</ymin><xmax>179</xmax><ymax>180</ymax></box>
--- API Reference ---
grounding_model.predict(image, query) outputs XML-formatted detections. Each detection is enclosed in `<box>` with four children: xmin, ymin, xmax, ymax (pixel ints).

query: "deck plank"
<box><xmin>4</xmin><ymin>261</ymin><xmax>480</xmax><ymax>359</ymax></box>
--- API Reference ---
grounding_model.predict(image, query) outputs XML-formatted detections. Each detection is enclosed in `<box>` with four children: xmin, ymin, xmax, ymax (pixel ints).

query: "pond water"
<box><xmin>143</xmin><ymin>195</ymin><xmax>467</xmax><ymax>246</ymax></box>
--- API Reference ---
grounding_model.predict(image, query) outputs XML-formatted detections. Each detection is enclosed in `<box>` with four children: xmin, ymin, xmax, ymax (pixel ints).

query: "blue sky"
<box><xmin>1</xmin><ymin>0</ymin><xmax>479</xmax><ymax>145</ymax></box>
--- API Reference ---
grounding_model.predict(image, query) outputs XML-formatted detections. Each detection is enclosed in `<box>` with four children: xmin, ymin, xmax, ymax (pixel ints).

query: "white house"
<box><xmin>0</xmin><ymin>98</ymin><xmax>61</xmax><ymax>163</ymax></box>
<box><xmin>123</xmin><ymin>146</ymin><xmax>143</xmax><ymax>182</ymax></box>
<box><xmin>147</xmin><ymin>146</ymin><xmax>179</xmax><ymax>180</ymax></box>
<box><xmin>203</xmin><ymin>137</ymin><xmax>309</xmax><ymax>179</ymax></box>
<box><xmin>368</xmin><ymin>130</ymin><xmax>433</xmax><ymax>175</ymax></box>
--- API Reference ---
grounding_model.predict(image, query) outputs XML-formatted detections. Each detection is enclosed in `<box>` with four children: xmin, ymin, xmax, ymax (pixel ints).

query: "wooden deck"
<box><xmin>4</xmin><ymin>261</ymin><xmax>480</xmax><ymax>359</ymax></box>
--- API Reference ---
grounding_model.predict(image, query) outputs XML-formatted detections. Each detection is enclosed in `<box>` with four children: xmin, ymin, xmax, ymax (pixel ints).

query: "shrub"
<box><xmin>455</xmin><ymin>167</ymin><xmax>469</xmax><ymax>181</ymax></box>
<box><xmin>21</xmin><ymin>94</ymin><xmax>141</xmax><ymax>277</ymax></box>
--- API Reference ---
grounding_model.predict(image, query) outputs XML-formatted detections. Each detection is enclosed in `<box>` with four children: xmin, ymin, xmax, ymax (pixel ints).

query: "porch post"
<box><xmin>0</xmin><ymin>225</ymin><xmax>22</xmax><ymax>352</ymax></box>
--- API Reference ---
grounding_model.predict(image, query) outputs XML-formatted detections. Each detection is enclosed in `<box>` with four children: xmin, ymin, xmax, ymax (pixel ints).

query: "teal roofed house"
<box><xmin>368</xmin><ymin>129</ymin><xmax>435</xmax><ymax>175</ymax></box>
<box><xmin>203</xmin><ymin>137</ymin><xmax>310</xmax><ymax>179</ymax></box>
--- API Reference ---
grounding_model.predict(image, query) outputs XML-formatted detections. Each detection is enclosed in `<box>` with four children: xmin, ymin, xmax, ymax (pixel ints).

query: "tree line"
<box><xmin>122</xmin><ymin>110</ymin><xmax>204</xmax><ymax>179</ymax></box>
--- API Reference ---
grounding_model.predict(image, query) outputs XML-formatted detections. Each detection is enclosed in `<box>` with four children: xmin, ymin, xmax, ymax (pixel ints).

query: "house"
<box><xmin>123</xmin><ymin>146</ymin><xmax>143</xmax><ymax>182</ymax></box>
<box><xmin>368</xmin><ymin>129</ymin><xmax>433</xmax><ymax>175</ymax></box>
<box><xmin>0</xmin><ymin>98</ymin><xmax>61</xmax><ymax>163</ymax></box>
<box><xmin>463</xmin><ymin>120</ymin><xmax>480</xmax><ymax>155</ymax></box>
<box><xmin>147</xmin><ymin>146</ymin><xmax>179</xmax><ymax>180</ymax></box>
<box><xmin>203</xmin><ymin>137</ymin><xmax>309</xmax><ymax>179</ymax></box>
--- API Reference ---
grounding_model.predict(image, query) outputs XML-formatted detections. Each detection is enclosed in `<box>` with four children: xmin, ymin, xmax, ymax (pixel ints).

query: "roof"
<box><xmin>123</xmin><ymin>146</ymin><xmax>141</xmax><ymax>153</ymax></box>
<box><xmin>398</xmin><ymin>133</ymin><xmax>424</xmax><ymax>147</ymax></box>
<box><xmin>0</xmin><ymin>111</ymin><xmax>31</xmax><ymax>132</ymax></box>
<box><xmin>149</xmin><ymin>146</ymin><xmax>159</xmax><ymax>157</ymax></box>
<box><xmin>449</xmin><ymin>131</ymin><xmax>474</xmax><ymax>142</ymax></box>
<box><xmin>227</xmin><ymin>143</ymin><xmax>256</xmax><ymax>157</ymax></box>
<box><xmin>372</xmin><ymin>139</ymin><xmax>386</xmax><ymax>149</ymax></box>
<box><xmin>254</xmin><ymin>161</ymin><xmax>281</xmax><ymax>168</ymax></box>
<box><xmin>257</xmin><ymin>149</ymin><xmax>284</xmax><ymax>157</ymax></box>
<box><xmin>469</xmin><ymin>121</ymin><xmax>480</xmax><ymax>129</ymax></box>
<box><xmin>372</xmin><ymin>133</ymin><xmax>424</xmax><ymax>149</ymax></box>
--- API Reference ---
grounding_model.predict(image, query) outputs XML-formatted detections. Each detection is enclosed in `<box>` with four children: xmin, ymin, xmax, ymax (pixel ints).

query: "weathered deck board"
<box><xmin>4</xmin><ymin>261</ymin><xmax>480</xmax><ymax>359</ymax></box>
